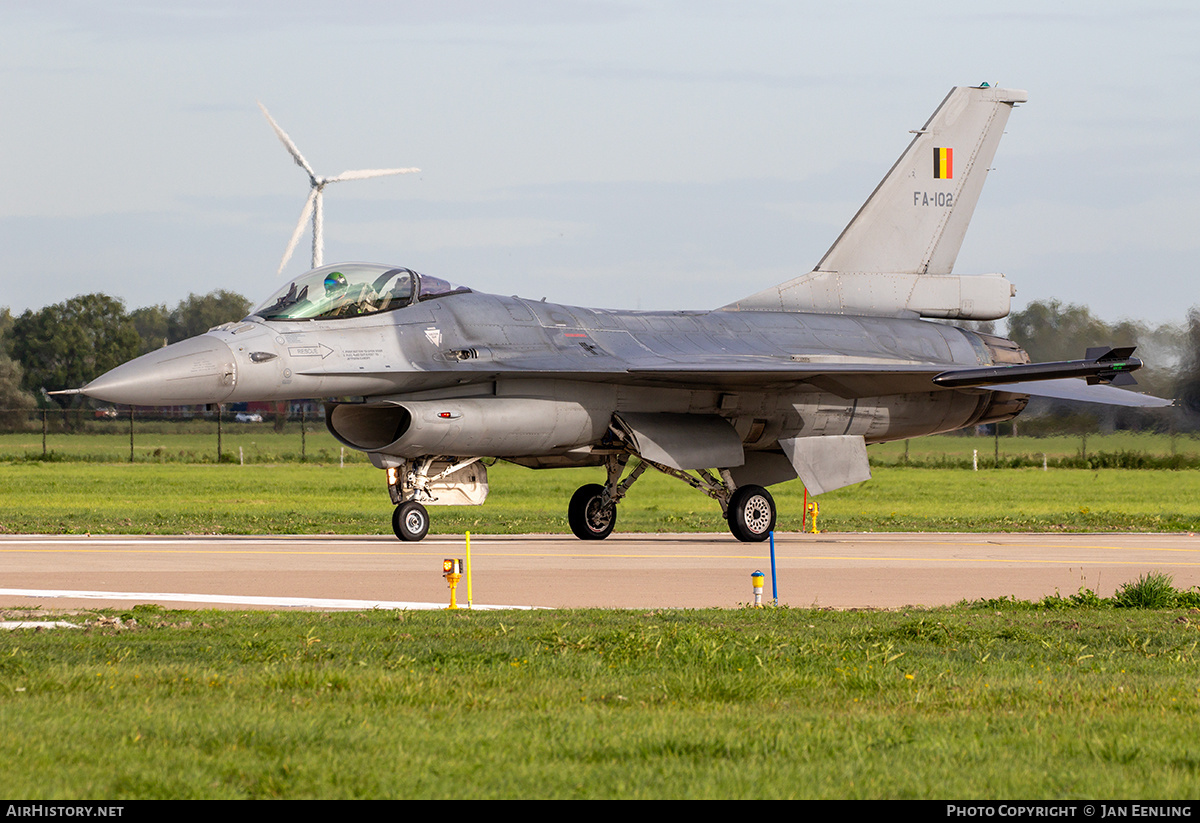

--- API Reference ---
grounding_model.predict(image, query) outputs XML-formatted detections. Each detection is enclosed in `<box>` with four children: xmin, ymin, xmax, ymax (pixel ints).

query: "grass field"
<box><xmin>1</xmin><ymin>604</ymin><xmax>1198</xmax><ymax>799</ymax></box>
<box><xmin>4</xmin><ymin>432</ymin><xmax>1200</xmax><ymax>799</ymax></box>
<box><xmin>3</xmin><ymin>460</ymin><xmax>1200</xmax><ymax>535</ymax></box>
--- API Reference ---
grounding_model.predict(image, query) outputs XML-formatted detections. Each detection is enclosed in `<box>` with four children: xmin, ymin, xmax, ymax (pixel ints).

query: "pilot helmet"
<box><xmin>324</xmin><ymin>271</ymin><xmax>348</xmax><ymax>292</ymax></box>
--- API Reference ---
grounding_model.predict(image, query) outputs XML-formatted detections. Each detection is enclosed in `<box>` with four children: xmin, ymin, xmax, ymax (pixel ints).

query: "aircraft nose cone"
<box><xmin>83</xmin><ymin>335</ymin><xmax>237</xmax><ymax>406</ymax></box>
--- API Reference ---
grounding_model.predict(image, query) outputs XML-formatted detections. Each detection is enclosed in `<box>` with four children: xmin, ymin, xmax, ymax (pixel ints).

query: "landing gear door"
<box><xmin>386</xmin><ymin>459</ymin><xmax>490</xmax><ymax>506</ymax></box>
<box><xmin>422</xmin><ymin>460</ymin><xmax>489</xmax><ymax>506</ymax></box>
<box><xmin>613</xmin><ymin>412</ymin><xmax>744</xmax><ymax>471</ymax></box>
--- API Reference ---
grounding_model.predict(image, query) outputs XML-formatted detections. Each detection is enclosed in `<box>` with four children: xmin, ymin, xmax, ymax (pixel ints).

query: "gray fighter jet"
<box><xmin>78</xmin><ymin>85</ymin><xmax>1170</xmax><ymax>542</ymax></box>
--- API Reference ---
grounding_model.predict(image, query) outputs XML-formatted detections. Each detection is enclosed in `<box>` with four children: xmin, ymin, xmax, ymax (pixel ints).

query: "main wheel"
<box><xmin>568</xmin><ymin>483</ymin><xmax>617</xmax><ymax>540</ymax></box>
<box><xmin>727</xmin><ymin>484</ymin><xmax>776</xmax><ymax>542</ymax></box>
<box><xmin>392</xmin><ymin>500</ymin><xmax>430</xmax><ymax>542</ymax></box>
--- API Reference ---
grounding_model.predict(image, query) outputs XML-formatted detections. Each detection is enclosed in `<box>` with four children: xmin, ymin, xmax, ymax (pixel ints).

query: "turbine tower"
<box><xmin>258</xmin><ymin>102</ymin><xmax>419</xmax><ymax>274</ymax></box>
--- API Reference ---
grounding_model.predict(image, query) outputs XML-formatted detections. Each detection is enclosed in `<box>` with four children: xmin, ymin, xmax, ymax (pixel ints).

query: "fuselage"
<box><xmin>82</xmin><ymin>269</ymin><xmax>1030</xmax><ymax>464</ymax></box>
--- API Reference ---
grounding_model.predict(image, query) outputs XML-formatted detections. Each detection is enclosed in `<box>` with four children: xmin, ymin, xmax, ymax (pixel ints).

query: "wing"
<box><xmin>320</xmin><ymin>346</ymin><xmax>1170</xmax><ymax>407</ymax></box>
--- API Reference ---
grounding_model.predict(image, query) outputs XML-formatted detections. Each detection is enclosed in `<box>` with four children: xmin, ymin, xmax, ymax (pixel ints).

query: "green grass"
<box><xmin>1112</xmin><ymin>572</ymin><xmax>1192</xmax><ymax>609</ymax></box>
<box><xmin>1</xmin><ymin>605</ymin><xmax>1198</xmax><ymax>798</ymax></box>
<box><xmin>2</xmin><ymin>461</ymin><xmax>1199</xmax><ymax>535</ymax></box>
<box><xmin>3</xmin><ymin>430</ymin><xmax>1199</xmax><ymax>535</ymax></box>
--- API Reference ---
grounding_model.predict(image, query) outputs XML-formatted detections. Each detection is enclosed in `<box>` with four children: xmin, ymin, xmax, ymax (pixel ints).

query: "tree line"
<box><xmin>2</xmin><ymin>292</ymin><xmax>1200</xmax><ymax>430</ymax></box>
<box><xmin>0</xmin><ymin>291</ymin><xmax>251</xmax><ymax>420</ymax></box>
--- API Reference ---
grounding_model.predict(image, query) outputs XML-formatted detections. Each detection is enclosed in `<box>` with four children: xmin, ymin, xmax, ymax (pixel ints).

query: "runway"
<box><xmin>2</xmin><ymin>532</ymin><xmax>1199</xmax><ymax>611</ymax></box>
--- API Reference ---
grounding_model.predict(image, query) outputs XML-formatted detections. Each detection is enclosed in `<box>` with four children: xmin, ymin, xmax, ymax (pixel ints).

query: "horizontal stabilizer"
<box><xmin>986</xmin><ymin>379</ymin><xmax>1173</xmax><ymax>408</ymax></box>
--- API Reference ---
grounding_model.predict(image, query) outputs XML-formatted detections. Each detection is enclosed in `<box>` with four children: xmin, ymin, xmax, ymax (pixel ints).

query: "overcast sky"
<box><xmin>3</xmin><ymin>1</ymin><xmax>1198</xmax><ymax>327</ymax></box>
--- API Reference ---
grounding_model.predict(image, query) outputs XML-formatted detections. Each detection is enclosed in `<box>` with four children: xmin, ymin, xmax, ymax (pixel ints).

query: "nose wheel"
<box><xmin>392</xmin><ymin>500</ymin><xmax>430</xmax><ymax>542</ymax></box>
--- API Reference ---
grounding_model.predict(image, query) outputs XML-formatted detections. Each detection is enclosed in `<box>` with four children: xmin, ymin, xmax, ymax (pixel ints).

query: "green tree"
<box><xmin>130</xmin><ymin>303</ymin><xmax>170</xmax><ymax>355</ymax></box>
<box><xmin>0</xmin><ymin>352</ymin><xmax>36</xmax><ymax>427</ymax></box>
<box><xmin>1175</xmin><ymin>307</ymin><xmax>1200</xmax><ymax>418</ymax></box>
<box><xmin>1005</xmin><ymin>299</ymin><xmax>1124</xmax><ymax>364</ymax></box>
<box><xmin>0</xmin><ymin>307</ymin><xmax>14</xmax><ymax>350</ymax></box>
<box><xmin>1005</xmin><ymin>299</ymin><xmax>1183</xmax><ymax>432</ymax></box>
<box><xmin>10</xmin><ymin>294</ymin><xmax>141</xmax><ymax>405</ymax></box>
<box><xmin>0</xmin><ymin>307</ymin><xmax>36</xmax><ymax>427</ymax></box>
<box><xmin>168</xmin><ymin>291</ymin><xmax>252</xmax><ymax>343</ymax></box>
<box><xmin>1007</xmin><ymin>299</ymin><xmax>1182</xmax><ymax>399</ymax></box>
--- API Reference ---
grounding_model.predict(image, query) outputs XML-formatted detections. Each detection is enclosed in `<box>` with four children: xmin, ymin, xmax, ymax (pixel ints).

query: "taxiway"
<box><xmin>1</xmin><ymin>532</ymin><xmax>1198</xmax><ymax>611</ymax></box>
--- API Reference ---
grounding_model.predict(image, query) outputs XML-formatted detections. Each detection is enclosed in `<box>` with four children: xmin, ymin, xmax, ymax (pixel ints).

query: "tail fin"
<box><xmin>727</xmin><ymin>85</ymin><xmax>1026</xmax><ymax>319</ymax></box>
<box><xmin>818</xmin><ymin>84</ymin><xmax>1025</xmax><ymax>275</ymax></box>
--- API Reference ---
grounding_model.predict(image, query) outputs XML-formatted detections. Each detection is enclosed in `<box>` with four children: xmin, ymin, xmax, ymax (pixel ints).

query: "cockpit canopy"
<box><xmin>253</xmin><ymin>263</ymin><xmax>470</xmax><ymax>321</ymax></box>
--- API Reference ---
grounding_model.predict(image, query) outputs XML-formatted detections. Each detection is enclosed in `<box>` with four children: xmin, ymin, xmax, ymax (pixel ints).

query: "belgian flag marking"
<box><xmin>933</xmin><ymin>147</ymin><xmax>953</xmax><ymax>179</ymax></box>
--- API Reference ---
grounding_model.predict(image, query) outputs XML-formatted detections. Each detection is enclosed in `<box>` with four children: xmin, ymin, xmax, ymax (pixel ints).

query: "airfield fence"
<box><xmin>0</xmin><ymin>406</ymin><xmax>368</xmax><ymax>465</ymax></box>
<box><xmin>2</xmin><ymin>407</ymin><xmax>1200</xmax><ymax>468</ymax></box>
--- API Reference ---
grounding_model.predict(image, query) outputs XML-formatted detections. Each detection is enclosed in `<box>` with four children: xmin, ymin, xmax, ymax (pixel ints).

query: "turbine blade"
<box><xmin>325</xmin><ymin>167</ymin><xmax>420</xmax><ymax>183</ymax></box>
<box><xmin>278</xmin><ymin>189</ymin><xmax>318</xmax><ymax>275</ymax></box>
<box><xmin>258</xmin><ymin>101</ymin><xmax>317</xmax><ymax>180</ymax></box>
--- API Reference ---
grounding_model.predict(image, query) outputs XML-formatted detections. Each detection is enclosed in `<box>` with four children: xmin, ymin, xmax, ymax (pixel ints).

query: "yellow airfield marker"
<box><xmin>466</xmin><ymin>531</ymin><xmax>473</xmax><ymax>610</ymax></box>
<box><xmin>442</xmin><ymin>558</ymin><xmax>463</xmax><ymax>610</ymax></box>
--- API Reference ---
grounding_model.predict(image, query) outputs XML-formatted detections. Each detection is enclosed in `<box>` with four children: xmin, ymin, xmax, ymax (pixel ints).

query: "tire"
<box><xmin>727</xmin><ymin>484</ymin><xmax>776</xmax><ymax>543</ymax></box>
<box><xmin>568</xmin><ymin>483</ymin><xmax>617</xmax><ymax>540</ymax></box>
<box><xmin>392</xmin><ymin>500</ymin><xmax>430</xmax><ymax>542</ymax></box>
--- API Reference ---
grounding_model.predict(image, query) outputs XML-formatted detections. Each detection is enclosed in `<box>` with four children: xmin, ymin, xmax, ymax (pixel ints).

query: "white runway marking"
<box><xmin>0</xmin><ymin>588</ymin><xmax>534</xmax><ymax>611</ymax></box>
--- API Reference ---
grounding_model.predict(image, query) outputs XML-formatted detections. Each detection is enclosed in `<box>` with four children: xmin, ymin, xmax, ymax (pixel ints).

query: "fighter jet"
<box><xmin>78</xmin><ymin>85</ymin><xmax>1171</xmax><ymax>543</ymax></box>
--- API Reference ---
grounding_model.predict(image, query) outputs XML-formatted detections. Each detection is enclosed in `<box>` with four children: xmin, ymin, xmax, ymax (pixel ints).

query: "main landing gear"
<box><xmin>567</xmin><ymin>454</ymin><xmax>777</xmax><ymax>543</ymax></box>
<box><xmin>567</xmin><ymin>484</ymin><xmax>617</xmax><ymax>540</ymax></box>
<box><xmin>726</xmin><ymin>484</ymin><xmax>776</xmax><ymax>542</ymax></box>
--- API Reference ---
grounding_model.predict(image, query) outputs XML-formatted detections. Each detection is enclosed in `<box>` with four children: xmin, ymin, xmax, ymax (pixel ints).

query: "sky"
<box><xmin>3</xmin><ymin>1</ymin><xmax>1199</xmax><ymax>327</ymax></box>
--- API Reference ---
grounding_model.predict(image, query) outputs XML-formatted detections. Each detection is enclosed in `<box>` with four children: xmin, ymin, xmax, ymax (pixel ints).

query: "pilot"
<box><xmin>324</xmin><ymin>271</ymin><xmax>349</xmax><ymax>294</ymax></box>
<box><xmin>324</xmin><ymin>271</ymin><xmax>380</xmax><ymax>317</ymax></box>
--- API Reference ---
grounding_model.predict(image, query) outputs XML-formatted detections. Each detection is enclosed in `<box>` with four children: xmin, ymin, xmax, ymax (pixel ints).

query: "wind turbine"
<box><xmin>258</xmin><ymin>102</ymin><xmax>419</xmax><ymax>274</ymax></box>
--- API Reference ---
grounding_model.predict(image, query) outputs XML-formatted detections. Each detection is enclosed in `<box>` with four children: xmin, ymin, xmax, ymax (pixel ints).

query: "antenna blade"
<box><xmin>258</xmin><ymin>101</ymin><xmax>317</xmax><ymax>179</ymax></box>
<box><xmin>278</xmin><ymin>189</ymin><xmax>317</xmax><ymax>275</ymax></box>
<box><xmin>325</xmin><ymin>167</ymin><xmax>420</xmax><ymax>183</ymax></box>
